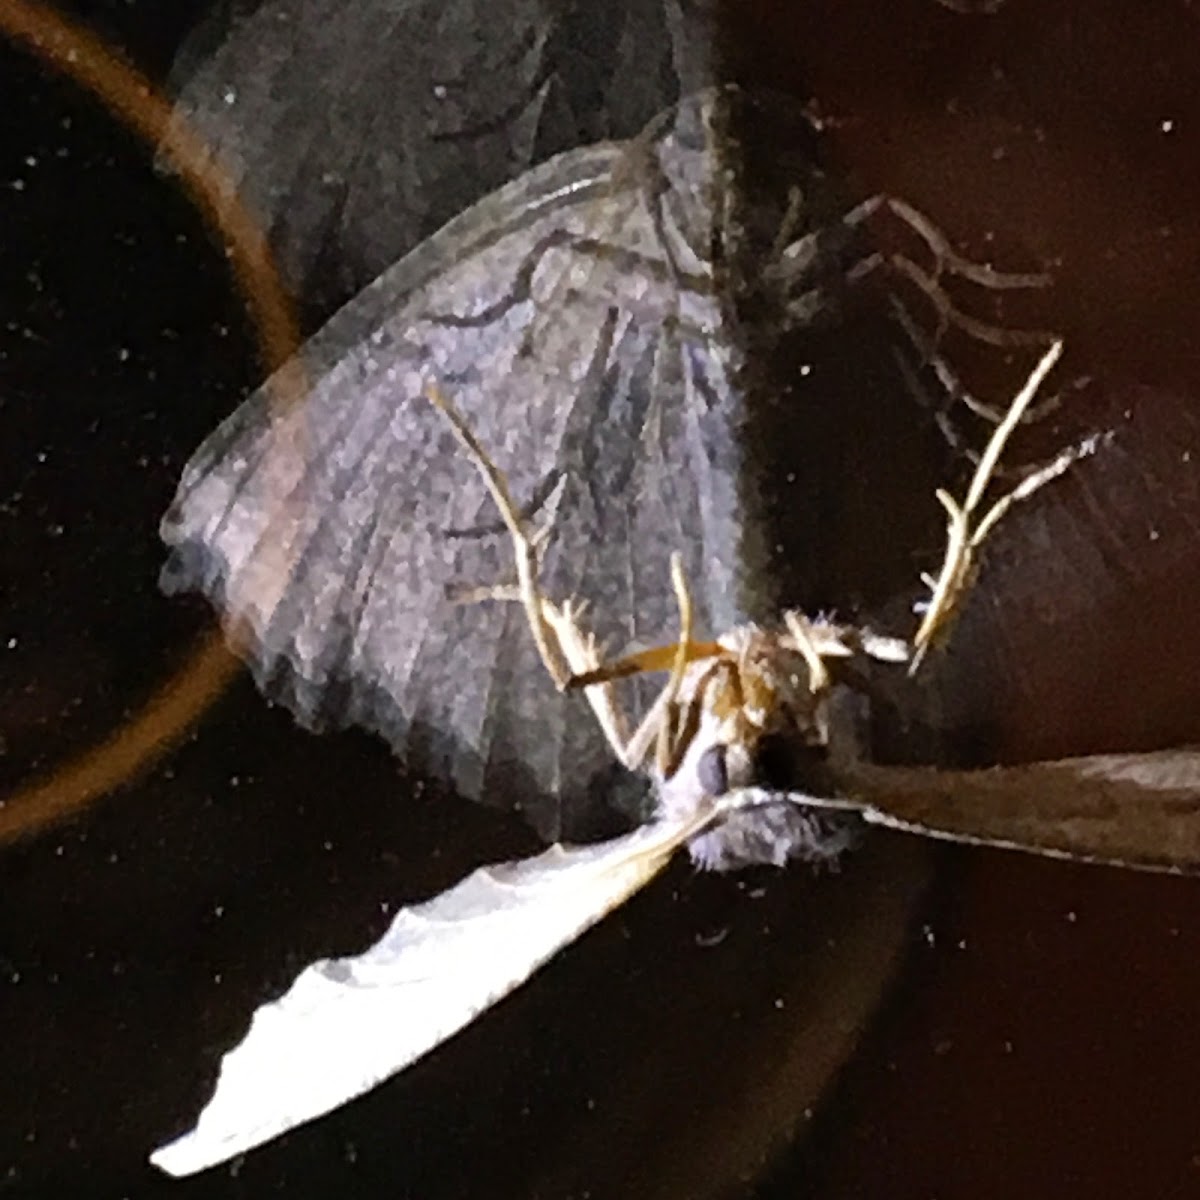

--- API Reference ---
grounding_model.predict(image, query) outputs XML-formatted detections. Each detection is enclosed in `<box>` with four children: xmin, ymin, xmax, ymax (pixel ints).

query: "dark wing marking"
<box><xmin>839</xmin><ymin>749</ymin><xmax>1200</xmax><ymax>874</ymax></box>
<box><xmin>161</xmin><ymin>94</ymin><xmax>767</xmax><ymax>843</ymax></box>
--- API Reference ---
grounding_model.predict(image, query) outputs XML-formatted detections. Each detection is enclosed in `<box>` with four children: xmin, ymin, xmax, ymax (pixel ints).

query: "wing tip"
<box><xmin>148</xmin><ymin>1129</ymin><xmax>228</xmax><ymax>1178</ymax></box>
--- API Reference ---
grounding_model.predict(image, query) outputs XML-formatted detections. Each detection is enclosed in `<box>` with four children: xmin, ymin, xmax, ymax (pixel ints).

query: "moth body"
<box><xmin>650</xmin><ymin>623</ymin><xmax>879</xmax><ymax>870</ymax></box>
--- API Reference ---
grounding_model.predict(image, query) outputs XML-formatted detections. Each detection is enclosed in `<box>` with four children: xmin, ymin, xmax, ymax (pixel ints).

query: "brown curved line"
<box><xmin>0</xmin><ymin>632</ymin><xmax>239</xmax><ymax>843</ymax></box>
<box><xmin>0</xmin><ymin>0</ymin><xmax>303</xmax><ymax>844</ymax></box>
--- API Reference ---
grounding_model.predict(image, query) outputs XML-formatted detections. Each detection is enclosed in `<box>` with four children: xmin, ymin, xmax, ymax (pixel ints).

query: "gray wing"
<box><xmin>839</xmin><ymin>749</ymin><xmax>1200</xmax><ymax>873</ymax></box>
<box><xmin>163</xmin><ymin>0</ymin><xmax>716</xmax><ymax>310</ymax></box>
<box><xmin>161</xmin><ymin>96</ymin><xmax>755</xmax><ymax>843</ymax></box>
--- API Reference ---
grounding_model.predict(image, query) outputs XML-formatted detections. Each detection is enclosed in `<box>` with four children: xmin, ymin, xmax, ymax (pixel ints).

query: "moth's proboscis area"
<box><xmin>149</xmin><ymin>806</ymin><xmax>725</xmax><ymax>1177</ymax></box>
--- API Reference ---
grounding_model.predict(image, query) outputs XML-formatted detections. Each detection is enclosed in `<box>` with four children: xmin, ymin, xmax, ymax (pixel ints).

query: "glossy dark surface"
<box><xmin>2</xmin><ymin>3</ymin><xmax>1199</xmax><ymax>1198</ymax></box>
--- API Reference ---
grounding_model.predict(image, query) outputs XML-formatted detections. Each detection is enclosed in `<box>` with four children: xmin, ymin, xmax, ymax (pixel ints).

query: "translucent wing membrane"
<box><xmin>162</xmin><ymin>91</ymin><xmax>810</xmax><ymax>841</ymax></box>
<box><xmin>162</xmin><ymin>0</ymin><xmax>716</xmax><ymax>311</ymax></box>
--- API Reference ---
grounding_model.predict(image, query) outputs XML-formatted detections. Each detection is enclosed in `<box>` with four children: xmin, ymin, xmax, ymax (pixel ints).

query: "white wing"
<box><xmin>149</xmin><ymin>814</ymin><xmax>706</xmax><ymax>1177</ymax></box>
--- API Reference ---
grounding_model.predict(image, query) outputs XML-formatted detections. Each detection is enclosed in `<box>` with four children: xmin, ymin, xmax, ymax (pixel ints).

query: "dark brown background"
<box><xmin>1</xmin><ymin>2</ymin><xmax>1199</xmax><ymax>1198</ymax></box>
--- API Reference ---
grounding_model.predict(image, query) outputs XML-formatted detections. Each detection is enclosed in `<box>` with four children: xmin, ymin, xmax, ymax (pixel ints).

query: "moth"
<box><xmin>150</xmin><ymin>333</ymin><xmax>1200</xmax><ymax>1177</ymax></box>
<box><xmin>157</xmin><ymin>82</ymin><xmax>1055</xmax><ymax>843</ymax></box>
<box><xmin>148</xmin><ymin>85</ymin><xmax>1200</xmax><ymax>1176</ymax></box>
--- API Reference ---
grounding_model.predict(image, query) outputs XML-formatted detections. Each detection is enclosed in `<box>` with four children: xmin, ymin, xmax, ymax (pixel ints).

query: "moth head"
<box><xmin>650</xmin><ymin>624</ymin><xmax>868</xmax><ymax>870</ymax></box>
<box><xmin>658</xmin><ymin>626</ymin><xmax>836</xmax><ymax>810</ymax></box>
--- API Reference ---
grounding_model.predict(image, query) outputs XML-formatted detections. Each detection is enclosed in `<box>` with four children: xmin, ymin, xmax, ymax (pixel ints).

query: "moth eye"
<box><xmin>696</xmin><ymin>744</ymin><xmax>729</xmax><ymax>797</ymax></box>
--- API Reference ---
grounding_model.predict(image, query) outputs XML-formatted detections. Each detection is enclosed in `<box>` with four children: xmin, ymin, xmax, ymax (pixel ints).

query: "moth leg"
<box><xmin>781</xmin><ymin>611</ymin><xmax>836</xmax><ymax>694</ymax></box>
<box><xmin>851</xmin><ymin>197</ymin><xmax>1060</xmax><ymax>465</ymax></box>
<box><xmin>781</xmin><ymin>194</ymin><xmax>1055</xmax><ymax>351</ymax></box>
<box><xmin>558</xmin><ymin>554</ymin><xmax>712</xmax><ymax>779</ymax></box>
<box><xmin>572</xmin><ymin>554</ymin><xmax>704</xmax><ymax>776</ymax></box>
<box><xmin>911</xmin><ymin>340</ymin><xmax>1086</xmax><ymax>670</ymax></box>
<box><xmin>888</xmin><ymin>292</ymin><xmax>1064</xmax><ymax>468</ymax></box>
<box><xmin>570</xmin><ymin>641</ymin><xmax>723</xmax><ymax>687</ymax></box>
<box><xmin>424</xmin><ymin>383</ymin><xmax>570</xmax><ymax>691</ymax></box>
<box><xmin>858</xmin><ymin>240</ymin><xmax>1054</xmax><ymax>353</ymax></box>
<box><xmin>858</xmin><ymin>195</ymin><xmax>1048</xmax><ymax>292</ymax></box>
<box><xmin>424</xmin><ymin>386</ymin><xmax>712</xmax><ymax>780</ymax></box>
<box><xmin>539</xmin><ymin>596</ymin><xmax>648</xmax><ymax>769</ymax></box>
<box><xmin>888</xmin><ymin>293</ymin><xmax>1062</xmax><ymax>426</ymax></box>
<box><xmin>424</xmin><ymin>386</ymin><xmax>687</xmax><ymax>770</ymax></box>
<box><xmin>653</xmin><ymin>553</ymin><xmax>698</xmax><ymax>776</ymax></box>
<box><xmin>778</xmin><ymin>612</ymin><xmax>908</xmax><ymax>668</ymax></box>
